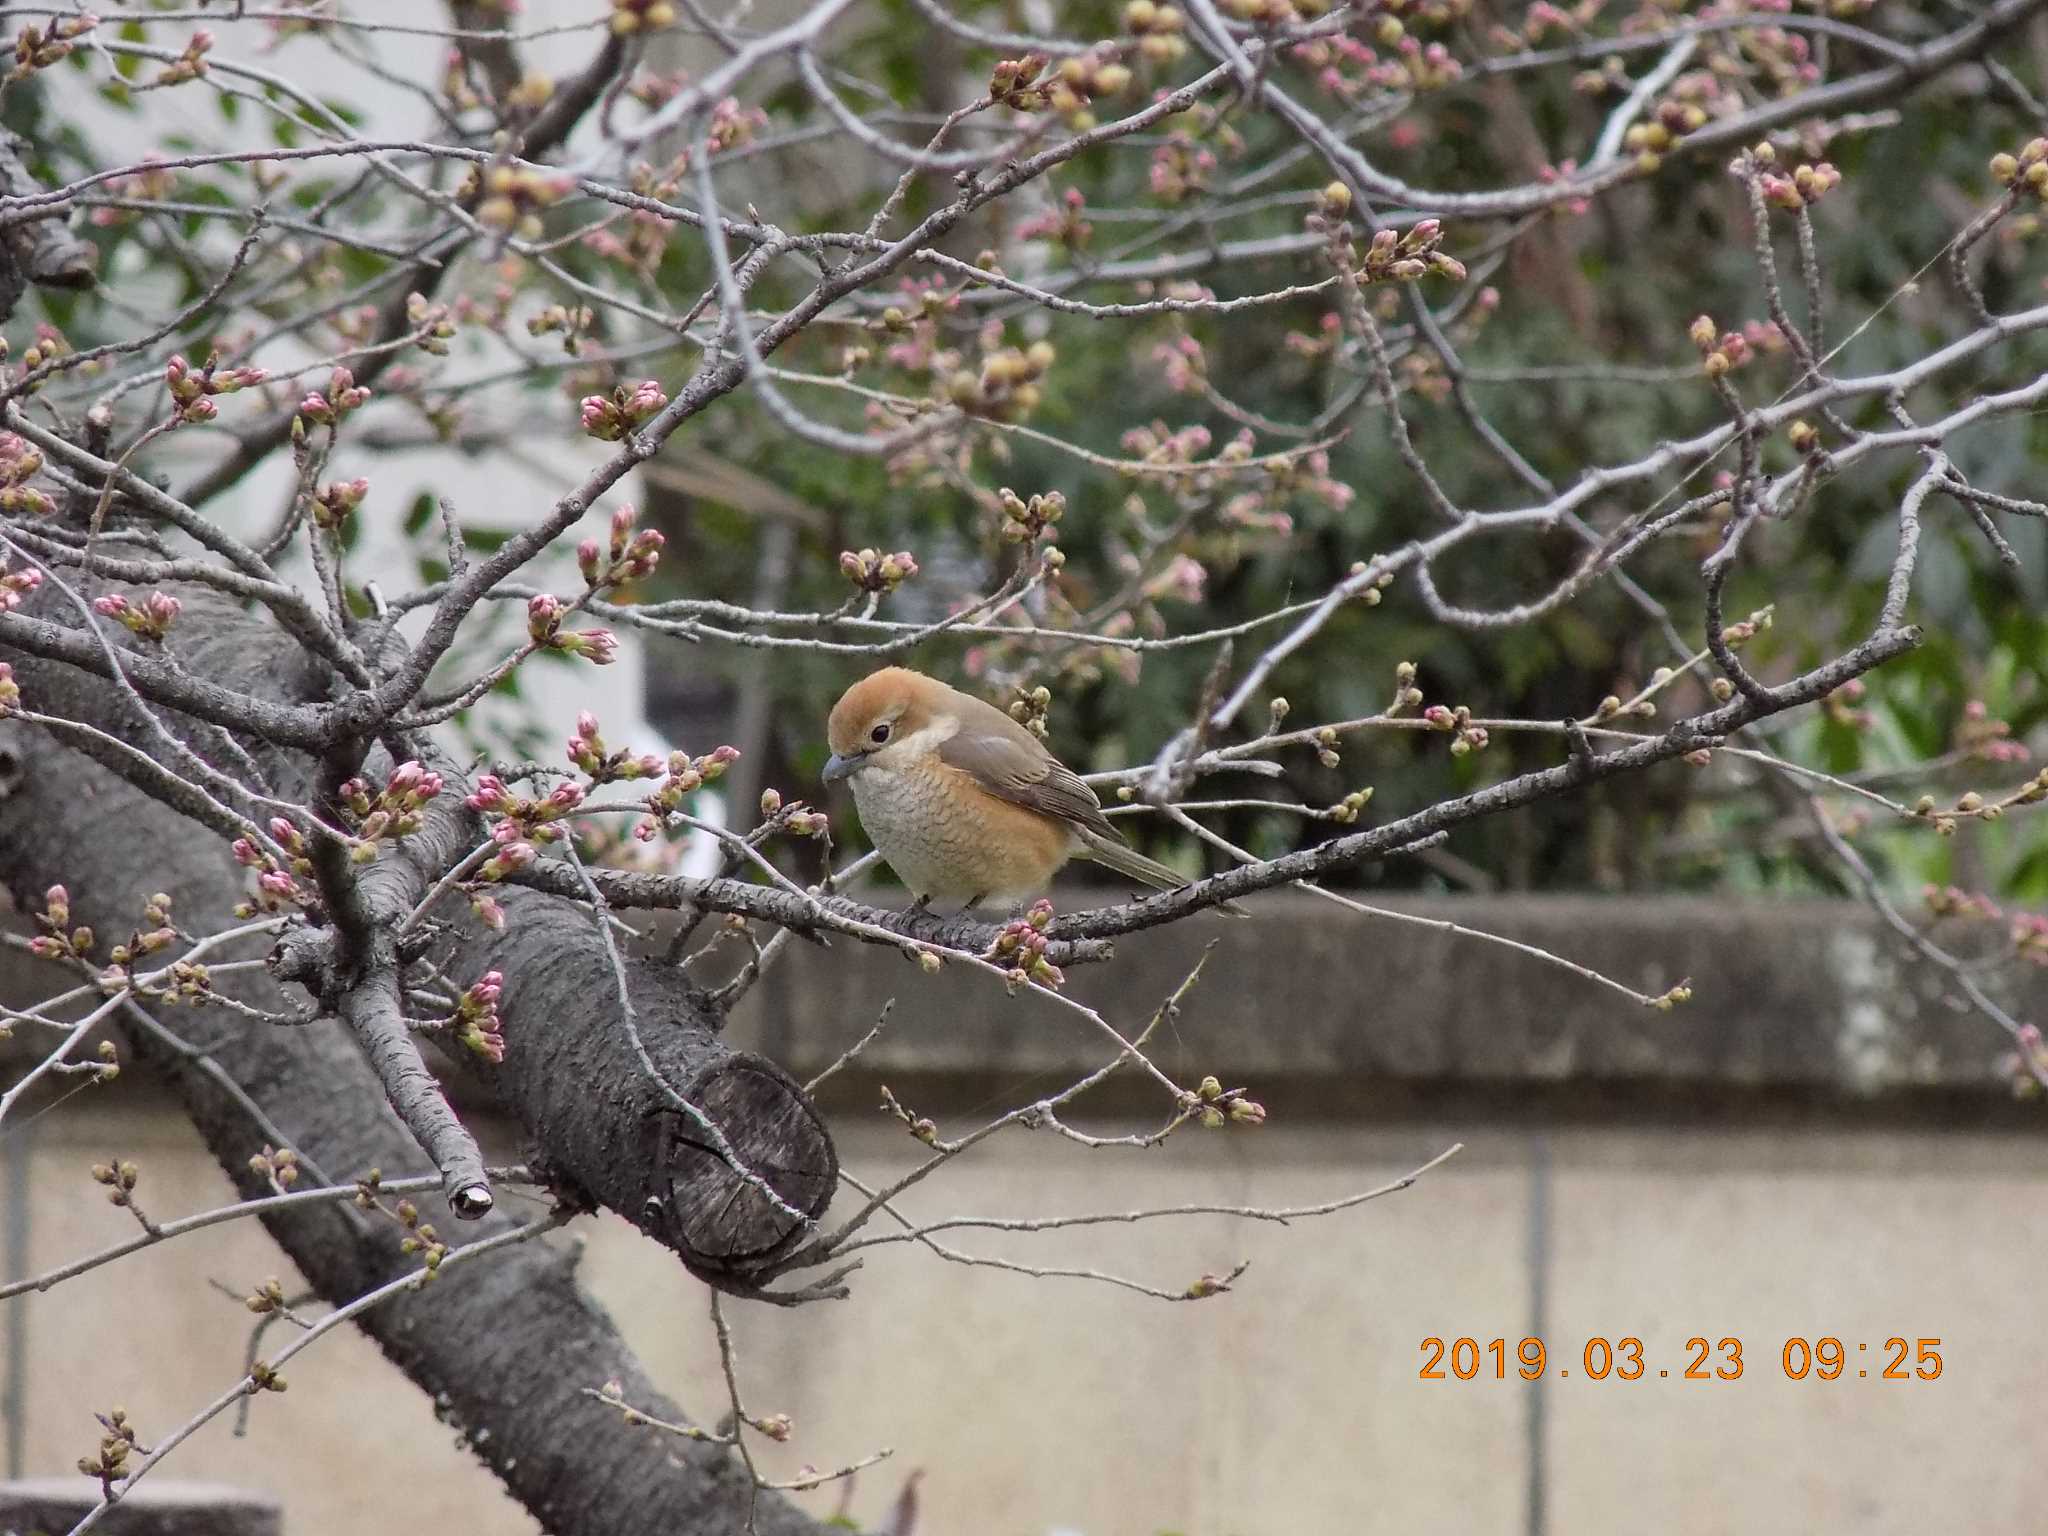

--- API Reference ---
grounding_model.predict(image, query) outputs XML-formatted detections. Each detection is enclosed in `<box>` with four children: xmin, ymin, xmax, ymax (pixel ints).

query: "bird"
<box><xmin>823</xmin><ymin>666</ymin><xmax>1212</xmax><ymax>912</ymax></box>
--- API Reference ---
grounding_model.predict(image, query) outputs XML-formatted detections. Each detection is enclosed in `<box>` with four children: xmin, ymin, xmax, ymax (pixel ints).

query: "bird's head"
<box><xmin>824</xmin><ymin>667</ymin><xmax>947</xmax><ymax>784</ymax></box>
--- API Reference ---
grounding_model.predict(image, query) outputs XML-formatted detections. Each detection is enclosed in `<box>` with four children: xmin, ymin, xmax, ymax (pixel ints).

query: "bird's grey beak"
<box><xmin>822</xmin><ymin>751</ymin><xmax>863</xmax><ymax>785</ymax></box>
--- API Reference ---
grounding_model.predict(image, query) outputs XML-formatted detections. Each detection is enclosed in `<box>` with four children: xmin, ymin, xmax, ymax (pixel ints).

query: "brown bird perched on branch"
<box><xmin>824</xmin><ymin>666</ymin><xmax>1208</xmax><ymax>911</ymax></box>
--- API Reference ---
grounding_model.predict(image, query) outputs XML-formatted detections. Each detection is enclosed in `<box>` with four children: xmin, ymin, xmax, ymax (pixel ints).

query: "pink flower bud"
<box><xmin>527</xmin><ymin>593</ymin><xmax>563</xmax><ymax>641</ymax></box>
<box><xmin>483</xmin><ymin>840</ymin><xmax>537</xmax><ymax>878</ymax></box>
<box><xmin>559</xmin><ymin>627</ymin><xmax>617</xmax><ymax>664</ymax></box>
<box><xmin>0</xmin><ymin>564</ymin><xmax>43</xmax><ymax>609</ymax></box>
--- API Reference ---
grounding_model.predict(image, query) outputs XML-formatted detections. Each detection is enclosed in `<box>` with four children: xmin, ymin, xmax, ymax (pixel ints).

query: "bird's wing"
<box><xmin>936</xmin><ymin>706</ymin><xmax>1121</xmax><ymax>842</ymax></box>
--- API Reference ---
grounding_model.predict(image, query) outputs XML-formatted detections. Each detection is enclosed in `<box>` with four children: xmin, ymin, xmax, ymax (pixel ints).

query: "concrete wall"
<box><xmin>5</xmin><ymin>896</ymin><xmax>2046</xmax><ymax>1534</ymax></box>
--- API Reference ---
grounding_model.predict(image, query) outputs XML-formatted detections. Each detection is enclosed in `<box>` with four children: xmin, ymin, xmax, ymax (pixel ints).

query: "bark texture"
<box><xmin>0</xmin><ymin>130</ymin><xmax>97</xmax><ymax>319</ymax></box>
<box><xmin>0</xmin><ymin>1479</ymin><xmax>278</xmax><ymax>1536</ymax></box>
<box><xmin>444</xmin><ymin>889</ymin><xmax>837</xmax><ymax>1282</ymax></box>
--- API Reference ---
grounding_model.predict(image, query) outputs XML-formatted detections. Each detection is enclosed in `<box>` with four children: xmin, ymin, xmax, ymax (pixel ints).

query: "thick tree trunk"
<box><xmin>0</xmin><ymin>1478</ymin><xmax>279</xmax><ymax>1536</ymax></box>
<box><xmin>446</xmin><ymin>889</ymin><xmax>837</xmax><ymax>1282</ymax></box>
<box><xmin>0</xmin><ymin>587</ymin><xmax>835</xmax><ymax>1536</ymax></box>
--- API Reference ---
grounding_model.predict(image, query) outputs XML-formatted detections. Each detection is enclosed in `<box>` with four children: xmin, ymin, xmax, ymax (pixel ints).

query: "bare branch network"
<box><xmin>3</xmin><ymin>0</ymin><xmax>2048</xmax><ymax>1529</ymax></box>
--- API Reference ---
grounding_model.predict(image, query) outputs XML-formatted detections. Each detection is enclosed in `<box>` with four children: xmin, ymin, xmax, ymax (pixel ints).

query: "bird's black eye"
<box><xmin>869</xmin><ymin>723</ymin><xmax>892</xmax><ymax>745</ymax></box>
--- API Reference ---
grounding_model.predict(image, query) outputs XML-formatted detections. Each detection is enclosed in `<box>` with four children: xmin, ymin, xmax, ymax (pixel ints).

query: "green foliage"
<box><xmin>615</xmin><ymin>6</ymin><xmax>2048</xmax><ymax>901</ymax></box>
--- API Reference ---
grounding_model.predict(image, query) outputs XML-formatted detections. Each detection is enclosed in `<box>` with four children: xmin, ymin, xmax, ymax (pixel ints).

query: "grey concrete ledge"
<box><xmin>730</xmin><ymin>892</ymin><xmax>2041</xmax><ymax>1113</ymax></box>
<box><xmin>4</xmin><ymin>894</ymin><xmax>2037</xmax><ymax>1122</ymax></box>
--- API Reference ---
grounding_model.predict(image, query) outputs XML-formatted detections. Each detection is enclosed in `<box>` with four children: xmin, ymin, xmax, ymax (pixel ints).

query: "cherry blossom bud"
<box><xmin>0</xmin><ymin>562</ymin><xmax>42</xmax><ymax>611</ymax></box>
<box><xmin>527</xmin><ymin>593</ymin><xmax>563</xmax><ymax>641</ymax></box>
<box><xmin>466</xmin><ymin>775</ymin><xmax>509</xmax><ymax>812</ymax></box>
<box><xmin>480</xmin><ymin>840</ymin><xmax>537</xmax><ymax>880</ymax></box>
<box><xmin>557</xmin><ymin>627</ymin><xmax>618</xmax><ymax>664</ymax></box>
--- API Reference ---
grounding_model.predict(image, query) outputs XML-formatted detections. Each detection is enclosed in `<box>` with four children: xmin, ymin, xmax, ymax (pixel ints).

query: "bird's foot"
<box><xmin>901</xmin><ymin>893</ymin><xmax>942</xmax><ymax>947</ymax></box>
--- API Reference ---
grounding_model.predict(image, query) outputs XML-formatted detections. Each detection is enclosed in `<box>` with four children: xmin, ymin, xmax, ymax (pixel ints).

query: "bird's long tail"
<box><xmin>1077</xmin><ymin>833</ymin><xmax>1251</xmax><ymax>916</ymax></box>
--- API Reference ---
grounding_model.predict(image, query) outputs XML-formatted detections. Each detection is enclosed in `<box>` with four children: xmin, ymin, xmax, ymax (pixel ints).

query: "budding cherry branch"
<box><xmin>4</xmin><ymin>0</ymin><xmax>2048</xmax><ymax>1529</ymax></box>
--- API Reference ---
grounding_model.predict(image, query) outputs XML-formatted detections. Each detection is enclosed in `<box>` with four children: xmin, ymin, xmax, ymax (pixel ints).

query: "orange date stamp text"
<box><xmin>1418</xmin><ymin>1336</ymin><xmax>1943</xmax><ymax>1382</ymax></box>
